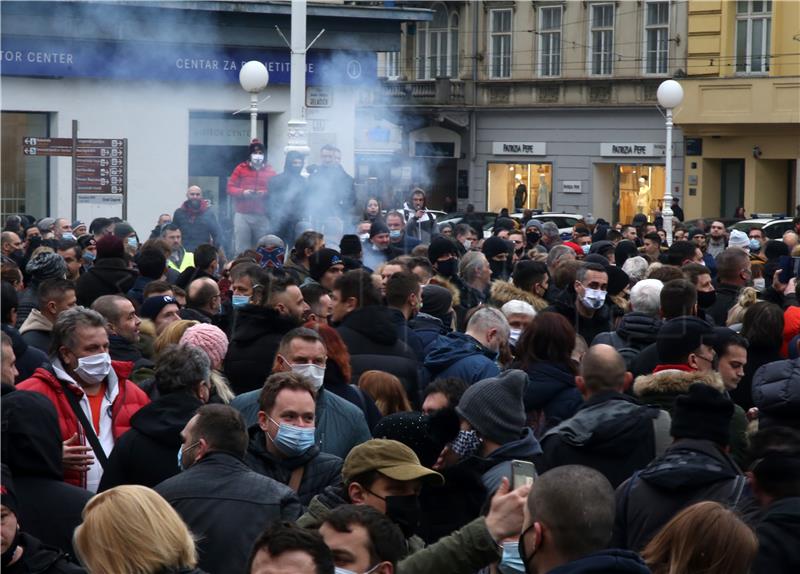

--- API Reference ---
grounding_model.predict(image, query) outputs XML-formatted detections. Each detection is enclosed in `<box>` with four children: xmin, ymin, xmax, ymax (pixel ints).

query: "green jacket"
<box><xmin>298</xmin><ymin>486</ymin><xmax>502</xmax><ymax>573</ymax></box>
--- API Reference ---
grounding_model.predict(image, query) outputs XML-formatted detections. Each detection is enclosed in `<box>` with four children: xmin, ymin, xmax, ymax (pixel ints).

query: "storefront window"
<box><xmin>487</xmin><ymin>163</ymin><xmax>552</xmax><ymax>213</ymax></box>
<box><xmin>617</xmin><ymin>164</ymin><xmax>665</xmax><ymax>224</ymax></box>
<box><xmin>1</xmin><ymin>112</ymin><xmax>49</xmax><ymax>220</ymax></box>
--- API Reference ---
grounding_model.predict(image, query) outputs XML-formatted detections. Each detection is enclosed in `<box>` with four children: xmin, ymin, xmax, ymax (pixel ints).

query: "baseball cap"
<box><xmin>342</xmin><ymin>439</ymin><xmax>444</xmax><ymax>486</ymax></box>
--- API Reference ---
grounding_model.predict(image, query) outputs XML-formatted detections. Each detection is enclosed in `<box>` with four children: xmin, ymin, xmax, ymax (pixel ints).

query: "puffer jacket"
<box><xmin>612</xmin><ymin>438</ymin><xmax>745</xmax><ymax>551</ymax></box>
<box><xmin>244</xmin><ymin>426</ymin><xmax>343</xmax><ymax>506</ymax></box>
<box><xmin>489</xmin><ymin>279</ymin><xmax>548</xmax><ymax>312</ymax></box>
<box><xmin>17</xmin><ymin>362</ymin><xmax>150</xmax><ymax>487</ymax></box>
<box><xmin>1</xmin><ymin>390</ymin><xmax>92</xmax><ymax>556</ymax></box>
<box><xmin>226</xmin><ymin>161</ymin><xmax>276</xmax><ymax>215</ymax></box>
<box><xmin>523</xmin><ymin>361</ymin><xmax>583</xmax><ymax>433</ymax></box>
<box><xmin>424</xmin><ymin>332</ymin><xmax>499</xmax><ymax>386</ymax></box>
<box><xmin>752</xmin><ymin>357</ymin><xmax>800</xmax><ymax>428</ymax></box>
<box><xmin>154</xmin><ymin>451</ymin><xmax>301</xmax><ymax>574</ymax></box>
<box><xmin>172</xmin><ymin>199</ymin><xmax>221</xmax><ymax>251</ymax></box>
<box><xmin>225</xmin><ymin>305</ymin><xmax>301</xmax><ymax>395</ymax></box>
<box><xmin>408</xmin><ymin>313</ymin><xmax>450</xmax><ymax>356</ymax></box>
<box><xmin>337</xmin><ymin>306</ymin><xmax>420</xmax><ymax>405</ymax></box>
<box><xmin>593</xmin><ymin>312</ymin><xmax>662</xmax><ymax>366</ymax></box>
<box><xmin>753</xmin><ymin>497</ymin><xmax>800</xmax><ymax>574</ymax></box>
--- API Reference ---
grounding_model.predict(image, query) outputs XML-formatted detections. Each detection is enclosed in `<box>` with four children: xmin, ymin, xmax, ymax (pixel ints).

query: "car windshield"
<box><xmin>731</xmin><ymin>221</ymin><xmax>765</xmax><ymax>233</ymax></box>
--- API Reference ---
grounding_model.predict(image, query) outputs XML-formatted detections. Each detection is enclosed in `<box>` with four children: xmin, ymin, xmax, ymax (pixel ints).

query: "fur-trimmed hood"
<box><xmin>429</xmin><ymin>275</ymin><xmax>461</xmax><ymax>307</ymax></box>
<box><xmin>634</xmin><ymin>369</ymin><xmax>724</xmax><ymax>398</ymax></box>
<box><xmin>490</xmin><ymin>279</ymin><xmax>548</xmax><ymax>311</ymax></box>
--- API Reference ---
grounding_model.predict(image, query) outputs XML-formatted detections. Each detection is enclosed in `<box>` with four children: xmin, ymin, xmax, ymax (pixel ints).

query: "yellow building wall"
<box><xmin>772</xmin><ymin>0</ymin><xmax>800</xmax><ymax>77</ymax></box>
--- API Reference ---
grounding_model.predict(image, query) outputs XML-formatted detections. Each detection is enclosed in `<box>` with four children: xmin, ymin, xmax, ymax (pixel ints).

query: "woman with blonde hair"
<box><xmin>153</xmin><ymin>319</ymin><xmax>199</xmax><ymax>357</ymax></box>
<box><xmin>642</xmin><ymin>500</ymin><xmax>757</xmax><ymax>574</ymax></box>
<box><xmin>358</xmin><ymin>370</ymin><xmax>412</xmax><ymax>416</ymax></box>
<box><xmin>726</xmin><ymin>286</ymin><xmax>759</xmax><ymax>330</ymax></box>
<box><xmin>74</xmin><ymin>484</ymin><xmax>205</xmax><ymax>574</ymax></box>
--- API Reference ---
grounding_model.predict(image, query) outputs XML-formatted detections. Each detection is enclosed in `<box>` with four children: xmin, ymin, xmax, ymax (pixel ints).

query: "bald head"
<box><xmin>188</xmin><ymin>277</ymin><xmax>220</xmax><ymax>314</ymax></box>
<box><xmin>1</xmin><ymin>231</ymin><xmax>22</xmax><ymax>255</ymax></box>
<box><xmin>187</xmin><ymin>185</ymin><xmax>202</xmax><ymax>200</ymax></box>
<box><xmin>579</xmin><ymin>344</ymin><xmax>628</xmax><ymax>394</ymax></box>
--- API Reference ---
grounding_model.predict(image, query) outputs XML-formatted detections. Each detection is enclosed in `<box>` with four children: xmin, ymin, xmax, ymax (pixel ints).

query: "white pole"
<box><xmin>663</xmin><ymin>107</ymin><xmax>674</xmax><ymax>244</ymax></box>
<box><xmin>250</xmin><ymin>93</ymin><xmax>258</xmax><ymax>141</ymax></box>
<box><xmin>286</xmin><ymin>0</ymin><xmax>310</xmax><ymax>154</ymax></box>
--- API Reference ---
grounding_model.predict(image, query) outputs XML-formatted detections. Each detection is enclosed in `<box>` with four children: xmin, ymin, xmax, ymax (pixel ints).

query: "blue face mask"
<box><xmin>83</xmin><ymin>251</ymin><xmax>96</xmax><ymax>263</ymax></box>
<box><xmin>269</xmin><ymin>417</ymin><xmax>316</xmax><ymax>456</ymax></box>
<box><xmin>127</xmin><ymin>236</ymin><xmax>138</xmax><ymax>249</ymax></box>
<box><xmin>62</xmin><ymin>232</ymin><xmax>76</xmax><ymax>241</ymax></box>
<box><xmin>581</xmin><ymin>244</ymin><xmax>591</xmax><ymax>255</ymax></box>
<box><xmin>232</xmin><ymin>294</ymin><xmax>250</xmax><ymax>308</ymax></box>
<box><xmin>389</xmin><ymin>229</ymin><xmax>402</xmax><ymax>240</ymax></box>
<box><xmin>749</xmin><ymin>239</ymin><xmax>761</xmax><ymax>252</ymax></box>
<box><xmin>177</xmin><ymin>441</ymin><xmax>199</xmax><ymax>472</ymax></box>
<box><xmin>500</xmin><ymin>541</ymin><xmax>525</xmax><ymax>573</ymax></box>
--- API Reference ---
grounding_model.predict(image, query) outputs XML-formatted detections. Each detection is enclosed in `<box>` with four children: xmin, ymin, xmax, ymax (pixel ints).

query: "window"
<box><xmin>489</xmin><ymin>8</ymin><xmax>512</xmax><ymax>79</ymax></box>
<box><xmin>538</xmin><ymin>5</ymin><xmax>562</xmax><ymax>77</ymax></box>
<box><xmin>1</xmin><ymin>112</ymin><xmax>49</xmax><ymax>221</ymax></box>
<box><xmin>644</xmin><ymin>1</ymin><xmax>669</xmax><ymax>74</ymax></box>
<box><xmin>589</xmin><ymin>3</ymin><xmax>614</xmax><ymax>75</ymax></box>
<box><xmin>416</xmin><ymin>4</ymin><xmax>459</xmax><ymax>79</ymax></box>
<box><xmin>378</xmin><ymin>52</ymin><xmax>399</xmax><ymax>79</ymax></box>
<box><xmin>736</xmin><ymin>0</ymin><xmax>771</xmax><ymax>74</ymax></box>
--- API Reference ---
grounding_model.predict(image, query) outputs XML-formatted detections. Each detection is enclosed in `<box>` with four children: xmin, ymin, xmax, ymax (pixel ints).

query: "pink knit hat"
<box><xmin>180</xmin><ymin>324</ymin><xmax>228</xmax><ymax>369</ymax></box>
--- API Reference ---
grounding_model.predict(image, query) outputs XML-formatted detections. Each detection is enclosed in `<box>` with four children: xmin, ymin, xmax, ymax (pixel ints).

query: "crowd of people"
<box><xmin>1</xmin><ymin>176</ymin><xmax>799</xmax><ymax>574</ymax></box>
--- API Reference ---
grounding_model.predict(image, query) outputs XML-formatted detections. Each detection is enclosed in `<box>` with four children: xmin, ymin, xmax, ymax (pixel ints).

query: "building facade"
<box><xmin>679</xmin><ymin>0</ymin><xmax>800</xmax><ymax>219</ymax></box>
<box><xmin>361</xmin><ymin>0</ymin><xmax>689</xmax><ymax>224</ymax></box>
<box><xmin>1</xmin><ymin>0</ymin><xmax>430</xmax><ymax>236</ymax></box>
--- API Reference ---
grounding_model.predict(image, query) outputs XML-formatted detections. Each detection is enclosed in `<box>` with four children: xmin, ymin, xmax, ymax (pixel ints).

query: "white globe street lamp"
<box><xmin>657</xmin><ymin>79</ymin><xmax>684</xmax><ymax>244</ymax></box>
<box><xmin>239</xmin><ymin>61</ymin><xmax>269</xmax><ymax>141</ymax></box>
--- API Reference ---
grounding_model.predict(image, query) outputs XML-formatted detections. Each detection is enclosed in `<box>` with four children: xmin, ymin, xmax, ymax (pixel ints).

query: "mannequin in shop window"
<box><xmin>637</xmin><ymin>175</ymin><xmax>651</xmax><ymax>215</ymax></box>
<box><xmin>536</xmin><ymin>173</ymin><xmax>550</xmax><ymax>212</ymax></box>
<box><xmin>514</xmin><ymin>174</ymin><xmax>527</xmax><ymax>211</ymax></box>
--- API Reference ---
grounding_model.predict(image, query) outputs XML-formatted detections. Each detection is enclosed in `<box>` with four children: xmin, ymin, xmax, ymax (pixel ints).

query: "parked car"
<box><xmin>730</xmin><ymin>217</ymin><xmax>793</xmax><ymax>239</ymax></box>
<box><xmin>484</xmin><ymin>212</ymin><xmax>582</xmax><ymax>239</ymax></box>
<box><xmin>438</xmin><ymin>212</ymin><xmax>498</xmax><ymax>233</ymax></box>
<box><xmin>682</xmin><ymin>217</ymin><xmax>741</xmax><ymax>232</ymax></box>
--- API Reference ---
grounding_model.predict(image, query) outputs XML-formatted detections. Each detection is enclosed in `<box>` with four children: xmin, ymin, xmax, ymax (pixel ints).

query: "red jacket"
<box><xmin>226</xmin><ymin>161</ymin><xmax>276</xmax><ymax>215</ymax></box>
<box><xmin>17</xmin><ymin>360</ymin><xmax>150</xmax><ymax>488</ymax></box>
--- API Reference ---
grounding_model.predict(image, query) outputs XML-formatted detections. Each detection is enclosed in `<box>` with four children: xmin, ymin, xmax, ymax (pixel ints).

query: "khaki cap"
<box><xmin>343</xmin><ymin>439</ymin><xmax>444</xmax><ymax>486</ymax></box>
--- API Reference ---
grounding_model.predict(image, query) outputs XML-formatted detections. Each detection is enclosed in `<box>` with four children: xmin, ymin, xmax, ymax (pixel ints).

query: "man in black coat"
<box><xmin>172</xmin><ymin>186</ymin><xmax>221</xmax><ymax>252</ymax></box>
<box><xmin>1</xmin><ymin>390</ymin><xmax>92</xmax><ymax>557</ymax></box>
<box><xmin>747</xmin><ymin>427</ymin><xmax>800</xmax><ymax>574</ymax></box>
<box><xmin>91</xmin><ymin>294</ymin><xmax>152</xmax><ymax>376</ymax></box>
<box><xmin>332</xmin><ymin>269</ymin><xmax>420</xmax><ymax>406</ymax></box>
<box><xmin>612</xmin><ymin>384</ymin><xmax>744</xmax><ymax>551</ymax></box>
<box><xmin>225</xmin><ymin>273</ymin><xmax>309</xmax><ymax>395</ymax></box>
<box><xmin>155</xmin><ymin>404</ymin><xmax>302</xmax><ymax>574</ymax></box>
<box><xmin>538</xmin><ymin>345</ymin><xmax>671</xmax><ymax>489</ymax></box>
<box><xmin>706</xmin><ymin>247</ymin><xmax>750</xmax><ymax>326</ymax></box>
<box><xmin>543</xmin><ymin>262</ymin><xmax>613</xmax><ymax>346</ymax></box>
<box><xmin>99</xmin><ymin>345</ymin><xmax>210</xmax><ymax>491</ymax></box>
<box><xmin>75</xmin><ymin>235</ymin><xmax>137</xmax><ymax>308</ymax></box>
<box><xmin>267</xmin><ymin>151</ymin><xmax>307</xmax><ymax>244</ymax></box>
<box><xmin>245</xmin><ymin>371</ymin><xmax>343</xmax><ymax>506</ymax></box>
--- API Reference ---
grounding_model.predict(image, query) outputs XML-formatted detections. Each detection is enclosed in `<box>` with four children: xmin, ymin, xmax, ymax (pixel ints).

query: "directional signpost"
<box><xmin>22</xmin><ymin>122</ymin><xmax>127</xmax><ymax>219</ymax></box>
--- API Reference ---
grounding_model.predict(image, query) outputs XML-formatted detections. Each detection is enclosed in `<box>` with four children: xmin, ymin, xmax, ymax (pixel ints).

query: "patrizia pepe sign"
<box><xmin>600</xmin><ymin>143</ymin><xmax>670</xmax><ymax>157</ymax></box>
<box><xmin>492</xmin><ymin>142</ymin><xmax>547</xmax><ymax>156</ymax></box>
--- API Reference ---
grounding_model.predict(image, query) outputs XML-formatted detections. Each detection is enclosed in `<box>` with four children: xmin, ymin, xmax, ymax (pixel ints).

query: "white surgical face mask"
<box><xmin>251</xmin><ymin>153</ymin><xmax>264</xmax><ymax>164</ymax></box>
<box><xmin>581</xmin><ymin>287</ymin><xmax>607</xmax><ymax>310</ymax></box>
<box><xmin>509</xmin><ymin>328</ymin><xmax>522</xmax><ymax>346</ymax></box>
<box><xmin>462</xmin><ymin>239</ymin><xmax>472</xmax><ymax>251</ymax></box>
<box><xmin>74</xmin><ymin>352</ymin><xmax>112</xmax><ymax>384</ymax></box>
<box><xmin>358</xmin><ymin>233</ymin><xmax>370</xmax><ymax>241</ymax></box>
<box><xmin>753</xmin><ymin>277</ymin><xmax>766</xmax><ymax>291</ymax></box>
<box><xmin>290</xmin><ymin>363</ymin><xmax>326</xmax><ymax>390</ymax></box>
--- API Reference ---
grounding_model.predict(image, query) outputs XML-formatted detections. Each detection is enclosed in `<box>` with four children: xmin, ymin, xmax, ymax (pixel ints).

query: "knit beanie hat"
<box><xmin>606</xmin><ymin>265</ymin><xmax>630</xmax><ymax>297</ymax></box>
<box><xmin>525</xmin><ymin>219</ymin><xmax>544</xmax><ymax>232</ymax></box>
<box><xmin>670</xmin><ymin>383</ymin><xmax>734</xmax><ymax>446</ymax></box>
<box><xmin>309</xmin><ymin>248</ymin><xmax>343</xmax><ymax>281</ymax></box>
<box><xmin>728</xmin><ymin>229</ymin><xmax>749</xmax><ymax>250</ymax></box>
<box><xmin>369</xmin><ymin>220</ymin><xmax>390</xmax><ymax>238</ymax></box>
<box><xmin>483</xmin><ymin>236</ymin><xmax>511</xmax><ymax>259</ymax></box>
<box><xmin>373</xmin><ymin>409</ymin><xmax>460</xmax><ymax>468</ymax></box>
<box><xmin>657</xmin><ymin>316</ymin><xmax>716</xmax><ymax>364</ymax></box>
<box><xmin>96</xmin><ymin>235</ymin><xmax>125</xmax><ymax>260</ymax></box>
<box><xmin>589</xmin><ymin>240</ymin><xmax>614</xmax><ymax>257</ymax></box>
<box><xmin>764</xmin><ymin>240</ymin><xmax>789</xmax><ymax>261</ymax></box>
<box><xmin>688</xmin><ymin>227</ymin><xmax>705</xmax><ymax>239</ymax></box>
<box><xmin>249</xmin><ymin>138</ymin><xmax>264</xmax><ymax>154</ymax></box>
<box><xmin>427</xmin><ymin>236</ymin><xmax>460</xmax><ymax>264</ymax></box>
<box><xmin>113</xmin><ymin>222</ymin><xmax>135</xmax><ymax>239</ymax></box>
<box><xmin>339</xmin><ymin>234</ymin><xmax>362</xmax><ymax>257</ymax></box>
<box><xmin>180</xmin><ymin>323</ymin><xmax>228</xmax><ymax>369</ymax></box>
<box><xmin>456</xmin><ymin>369</ymin><xmax>527</xmax><ymax>444</ymax></box>
<box><xmin>140</xmin><ymin>295</ymin><xmax>178</xmax><ymax>321</ymax></box>
<box><xmin>421</xmin><ymin>284</ymin><xmax>453</xmax><ymax>324</ymax></box>
<box><xmin>563</xmin><ymin>241</ymin><xmax>583</xmax><ymax>257</ymax></box>
<box><xmin>36</xmin><ymin>217</ymin><xmax>55</xmax><ymax>234</ymax></box>
<box><xmin>25</xmin><ymin>251</ymin><xmax>67</xmax><ymax>281</ymax></box>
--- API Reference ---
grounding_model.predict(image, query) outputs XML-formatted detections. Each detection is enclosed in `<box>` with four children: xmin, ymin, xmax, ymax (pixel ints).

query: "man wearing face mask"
<box><xmin>385</xmin><ymin>211</ymin><xmax>421</xmax><ymax>255</ymax></box>
<box><xmin>320</xmin><ymin>505</ymin><xmax>405</xmax><ymax>574</ymax></box>
<box><xmin>227</xmin><ymin>139</ymin><xmax>277</xmax><ymax>255</ymax></box>
<box><xmin>245</xmin><ymin>371</ymin><xmax>343</xmax><ymax>506</ymax></box>
<box><xmin>226</xmin><ymin>274</ymin><xmax>310</xmax><ymax>395</ymax></box>
<box><xmin>544</xmin><ymin>262</ymin><xmax>613</xmax><ymax>346</ymax></box>
<box><xmin>172</xmin><ymin>185</ymin><xmax>222</xmax><ymax>252</ymax></box>
<box><xmin>454</xmin><ymin>223</ymin><xmax>478</xmax><ymax>256</ymax></box>
<box><xmin>231</xmin><ymin>328</ymin><xmax>372</xmax><ymax>459</ymax></box>
<box><xmin>17</xmin><ymin>307</ymin><xmax>150</xmax><ymax>491</ymax></box>
<box><xmin>155</xmin><ymin>404</ymin><xmax>301</xmax><ymax>574</ymax></box>
<box><xmin>517</xmin><ymin>465</ymin><xmax>648</xmax><ymax>574</ymax></box>
<box><xmin>362</xmin><ymin>221</ymin><xmax>401</xmax><ymax>272</ymax></box>
<box><xmin>482</xmin><ymin>236</ymin><xmax>514</xmax><ymax>282</ymax></box>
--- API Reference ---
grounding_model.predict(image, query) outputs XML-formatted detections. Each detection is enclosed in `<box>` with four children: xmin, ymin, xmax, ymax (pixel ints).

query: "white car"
<box><xmin>487</xmin><ymin>212</ymin><xmax>582</xmax><ymax>239</ymax></box>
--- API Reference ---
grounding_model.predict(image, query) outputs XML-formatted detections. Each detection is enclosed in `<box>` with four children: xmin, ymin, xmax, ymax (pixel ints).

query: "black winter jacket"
<box><xmin>244</xmin><ymin>426</ymin><xmax>343</xmax><ymax>506</ymax></box>
<box><xmin>99</xmin><ymin>392</ymin><xmax>204</xmax><ymax>491</ymax></box>
<box><xmin>732</xmin><ymin>343</ymin><xmax>782</xmax><ymax>410</ymax></box>
<box><xmin>75</xmin><ymin>258</ymin><xmax>138</xmax><ymax>307</ymax></box>
<box><xmin>1</xmin><ymin>324</ymin><xmax>49</xmax><ymax>382</ymax></box>
<box><xmin>322</xmin><ymin>359</ymin><xmax>383</xmax><ymax>431</ymax></box>
<box><xmin>336</xmin><ymin>306</ymin><xmax>420</xmax><ymax>406</ymax></box>
<box><xmin>1</xmin><ymin>390</ymin><xmax>92</xmax><ymax>557</ymax></box>
<box><xmin>612</xmin><ymin>438</ymin><xmax>745</xmax><ymax>551</ymax></box>
<box><xmin>593</xmin><ymin>312</ymin><xmax>662</xmax><ymax>367</ymax></box>
<box><xmin>706</xmin><ymin>282</ymin><xmax>741</xmax><ymax>326</ymax></box>
<box><xmin>538</xmin><ymin>392</ymin><xmax>669</xmax><ymax>488</ymax></box>
<box><xmin>543</xmin><ymin>290</ymin><xmax>614</xmax><ymax>346</ymax></box>
<box><xmin>752</xmin><ymin>357</ymin><xmax>800</xmax><ymax>428</ymax></box>
<box><xmin>155</xmin><ymin>452</ymin><xmax>302</xmax><ymax>574</ymax></box>
<box><xmin>4</xmin><ymin>532</ymin><xmax>86</xmax><ymax>574</ymax></box>
<box><xmin>172</xmin><ymin>200</ymin><xmax>221</xmax><ymax>251</ymax></box>
<box><xmin>14</xmin><ymin>285</ymin><xmax>39</xmax><ymax>328</ymax></box>
<box><xmin>225</xmin><ymin>305</ymin><xmax>301</xmax><ymax>395</ymax></box>
<box><xmin>752</xmin><ymin>496</ymin><xmax>800</xmax><ymax>574</ymax></box>
<box><xmin>522</xmin><ymin>361</ymin><xmax>583</xmax><ymax>433</ymax></box>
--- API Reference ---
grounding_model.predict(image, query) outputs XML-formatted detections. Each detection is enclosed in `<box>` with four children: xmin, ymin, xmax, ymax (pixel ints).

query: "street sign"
<box><xmin>22</xmin><ymin>137</ymin><xmax>74</xmax><ymax>156</ymax></box>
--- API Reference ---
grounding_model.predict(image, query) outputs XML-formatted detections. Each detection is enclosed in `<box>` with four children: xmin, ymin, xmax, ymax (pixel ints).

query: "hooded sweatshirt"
<box><xmin>424</xmin><ymin>332</ymin><xmax>500</xmax><ymax>386</ymax></box>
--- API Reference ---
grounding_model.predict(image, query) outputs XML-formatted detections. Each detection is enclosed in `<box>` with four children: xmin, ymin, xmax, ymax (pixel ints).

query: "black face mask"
<box><xmin>489</xmin><ymin>259</ymin><xmax>511</xmax><ymax>281</ymax></box>
<box><xmin>188</xmin><ymin>199</ymin><xmax>202</xmax><ymax>209</ymax></box>
<box><xmin>385</xmin><ymin>494</ymin><xmax>422</xmax><ymax>538</ymax></box>
<box><xmin>9</xmin><ymin>249</ymin><xmax>25</xmax><ymax>266</ymax></box>
<box><xmin>519</xmin><ymin>524</ymin><xmax>536</xmax><ymax>574</ymax></box>
<box><xmin>435</xmin><ymin>258</ymin><xmax>457</xmax><ymax>278</ymax></box>
<box><xmin>526</xmin><ymin>231</ymin><xmax>541</xmax><ymax>248</ymax></box>
<box><xmin>697</xmin><ymin>289</ymin><xmax>717</xmax><ymax>309</ymax></box>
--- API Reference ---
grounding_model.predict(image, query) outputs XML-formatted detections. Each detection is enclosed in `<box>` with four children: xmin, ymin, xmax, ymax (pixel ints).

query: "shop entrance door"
<box><xmin>616</xmin><ymin>164</ymin><xmax>665</xmax><ymax>224</ymax></box>
<box><xmin>720</xmin><ymin>159</ymin><xmax>744</xmax><ymax>218</ymax></box>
